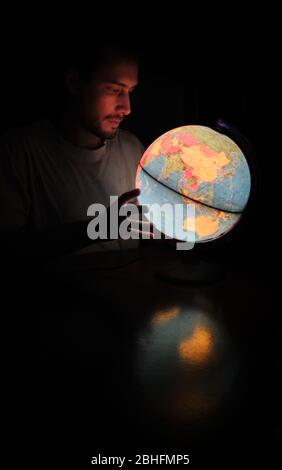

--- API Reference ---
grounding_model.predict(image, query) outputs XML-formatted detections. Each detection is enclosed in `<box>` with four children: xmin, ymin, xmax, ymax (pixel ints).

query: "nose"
<box><xmin>116</xmin><ymin>92</ymin><xmax>131</xmax><ymax>116</ymax></box>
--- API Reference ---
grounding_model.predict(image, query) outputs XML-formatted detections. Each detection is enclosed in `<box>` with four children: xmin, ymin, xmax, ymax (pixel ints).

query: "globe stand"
<box><xmin>156</xmin><ymin>248</ymin><xmax>226</xmax><ymax>285</ymax></box>
<box><xmin>139</xmin><ymin>119</ymin><xmax>255</xmax><ymax>285</ymax></box>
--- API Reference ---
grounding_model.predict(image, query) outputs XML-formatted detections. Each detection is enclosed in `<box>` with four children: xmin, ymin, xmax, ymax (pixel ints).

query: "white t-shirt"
<box><xmin>0</xmin><ymin>121</ymin><xmax>145</xmax><ymax>252</ymax></box>
<box><xmin>0</xmin><ymin>120</ymin><xmax>144</xmax><ymax>230</ymax></box>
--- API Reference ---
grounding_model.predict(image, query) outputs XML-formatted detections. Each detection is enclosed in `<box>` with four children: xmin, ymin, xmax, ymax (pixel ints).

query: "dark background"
<box><xmin>0</xmin><ymin>23</ymin><xmax>276</xmax><ymax>252</ymax></box>
<box><xmin>0</xmin><ymin>14</ymin><xmax>279</xmax><ymax>464</ymax></box>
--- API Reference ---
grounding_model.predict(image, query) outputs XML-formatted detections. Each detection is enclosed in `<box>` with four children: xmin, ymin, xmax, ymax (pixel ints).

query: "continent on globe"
<box><xmin>136</xmin><ymin>125</ymin><xmax>251</xmax><ymax>243</ymax></box>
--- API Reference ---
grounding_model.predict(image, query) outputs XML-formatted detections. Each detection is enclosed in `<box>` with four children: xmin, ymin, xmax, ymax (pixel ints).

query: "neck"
<box><xmin>54</xmin><ymin>111</ymin><xmax>104</xmax><ymax>150</ymax></box>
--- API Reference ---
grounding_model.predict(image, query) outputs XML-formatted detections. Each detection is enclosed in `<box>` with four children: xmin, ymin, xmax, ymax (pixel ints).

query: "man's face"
<box><xmin>76</xmin><ymin>59</ymin><xmax>138</xmax><ymax>140</ymax></box>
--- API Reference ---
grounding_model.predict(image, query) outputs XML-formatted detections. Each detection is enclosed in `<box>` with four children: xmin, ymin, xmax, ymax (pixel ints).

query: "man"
<box><xmin>0</xmin><ymin>42</ymin><xmax>152</xmax><ymax>257</ymax></box>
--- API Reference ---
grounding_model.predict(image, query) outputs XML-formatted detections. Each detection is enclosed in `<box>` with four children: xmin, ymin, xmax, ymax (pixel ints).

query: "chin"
<box><xmin>102</xmin><ymin>128</ymin><xmax>118</xmax><ymax>139</ymax></box>
<box><xmin>89</xmin><ymin>124</ymin><xmax>118</xmax><ymax>140</ymax></box>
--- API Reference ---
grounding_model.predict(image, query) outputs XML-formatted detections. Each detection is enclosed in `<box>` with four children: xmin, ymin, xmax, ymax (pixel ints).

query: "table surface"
<box><xmin>3</xmin><ymin>242</ymin><xmax>281</xmax><ymax>452</ymax></box>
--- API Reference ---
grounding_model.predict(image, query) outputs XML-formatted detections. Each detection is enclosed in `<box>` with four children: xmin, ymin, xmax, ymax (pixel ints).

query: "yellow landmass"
<box><xmin>150</xmin><ymin>141</ymin><xmax>162</xmax><ymax>156</ymax></box>
<box><xmin>171</xmin><ymin>126</ymin><xmax>185</xmax><ymax>134</ymax></box>
<box><xmin>218</xmin><ymin>211</ymin><xmax>228</xmax><ymax>219</ymax></box>
<box><xmin>183</xmin><ymin>126</ymin><xmax>241</xmax><ymax>155</ymax></box>
<box><xmin>181</xmin><ymin>191</ymin><xmax>207</xmax><ymax>204</ymax></box>
<box><xmin>180</xmin><ymin>145</ymin><xmax>230</xmax><ymax>182</ymax></box>
<box><xmin>161</xmin><ymin>153</ymin><xmax>185</xmax><ymax>178</ymax></box>
<box><xmin>183</xmin><ymin>215</ymin><xmax>219</xmax><ymax>238</ymax></box>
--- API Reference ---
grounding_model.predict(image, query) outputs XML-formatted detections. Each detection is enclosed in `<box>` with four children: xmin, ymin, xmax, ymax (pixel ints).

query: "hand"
<box><xmin>109</xmin><ymin>188</ymin><xmax>154</xmax><ymax>240</ymax></box>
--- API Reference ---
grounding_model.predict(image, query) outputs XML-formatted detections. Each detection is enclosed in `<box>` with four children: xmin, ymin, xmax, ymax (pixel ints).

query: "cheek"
<box><xmin>97</xmin><ymin>95</ymin><xmax>116</xmax><ymax>116</ymax></box>
<box><xmin>84</xmin><ymin>94</ymin><xmax>114</xmax><ymax>119</ymax></box>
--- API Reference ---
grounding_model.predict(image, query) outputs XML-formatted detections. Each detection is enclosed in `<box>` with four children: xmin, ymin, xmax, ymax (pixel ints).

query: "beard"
<box><xmin>91</xmin><ymin>123</ymin><xmax>117</xmax><ymax>140</ymax></box>
<box><xmin>86</xmin><ymin>115</ymin><xmax>123</xmax><ymax>140</ymax></box>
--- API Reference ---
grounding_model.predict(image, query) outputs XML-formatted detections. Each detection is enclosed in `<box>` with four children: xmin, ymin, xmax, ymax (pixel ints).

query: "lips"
<box><xmin>107</xmin><ymin>117</ymin><xmax>123</xmax><ymax>127</ymax></box>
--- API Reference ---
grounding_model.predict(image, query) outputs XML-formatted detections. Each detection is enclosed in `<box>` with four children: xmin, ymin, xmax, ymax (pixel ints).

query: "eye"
<box><xmin>106</xmin><ymin>85</ymin><xmax>121</xmax><ymax>95</ymax></box>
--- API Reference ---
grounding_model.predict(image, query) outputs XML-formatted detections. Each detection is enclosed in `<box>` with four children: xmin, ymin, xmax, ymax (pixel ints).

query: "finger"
<box><xmin>122</xmin><ymin>204</ymin><xmax>150</xmax><ymax>216</ymax></box>
<box><xmin>129</xmin><ymin>227</ymin><xmax>155</xmax><ymax>239</ymax></box>
<box><xmin>135</xmin><ymin>204</ymin><xmax>149</xmax><ymax>214</ymax></box>
<box><xmin>119</xmin><ymin>188</ymin><xmax>140</xmax><ymax>206</ymax></box>
<box><xmin>127</xmin><ymin>218</ymin><xmax>155</xmax><ymax>234</ymax></box>
<box><xmin>127</xmin><ymin>218</ymin><xmax>152</xmax><ymax>228</ymax></box>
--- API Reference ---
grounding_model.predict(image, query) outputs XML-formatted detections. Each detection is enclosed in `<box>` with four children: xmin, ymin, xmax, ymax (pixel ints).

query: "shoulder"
<box><xmin>0</xmin><ymin>121</ymin><xmax>50</xmax><ymax>151</ymax></box>
<box><xmin>0</xmin><ymin>125</ymin><xmax>30</xmax><ymax>171</ymax></box>
<box><xmin>0</xmin><ymin>121</ymin><xmax>55</xmax><ymax>168</ymax></box>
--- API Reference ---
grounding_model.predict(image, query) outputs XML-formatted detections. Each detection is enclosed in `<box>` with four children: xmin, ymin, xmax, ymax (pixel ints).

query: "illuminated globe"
<box><xmin>136</xmin><ymin>125</ymin><xmax>251</xmax><ymax>243</ymax></box>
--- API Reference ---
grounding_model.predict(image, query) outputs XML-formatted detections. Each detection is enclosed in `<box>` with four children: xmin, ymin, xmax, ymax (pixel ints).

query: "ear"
<box><xmin>64</xmin><ymin>68</ymin><xmax>81</xmax><ymax>94</ymax></box>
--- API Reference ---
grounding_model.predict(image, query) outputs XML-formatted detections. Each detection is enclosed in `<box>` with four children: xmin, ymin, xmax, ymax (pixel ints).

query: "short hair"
<box><xmin>62</xmin><ymin>38</ymin><xmax>141</xmax><ymax>81</ymax></box>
